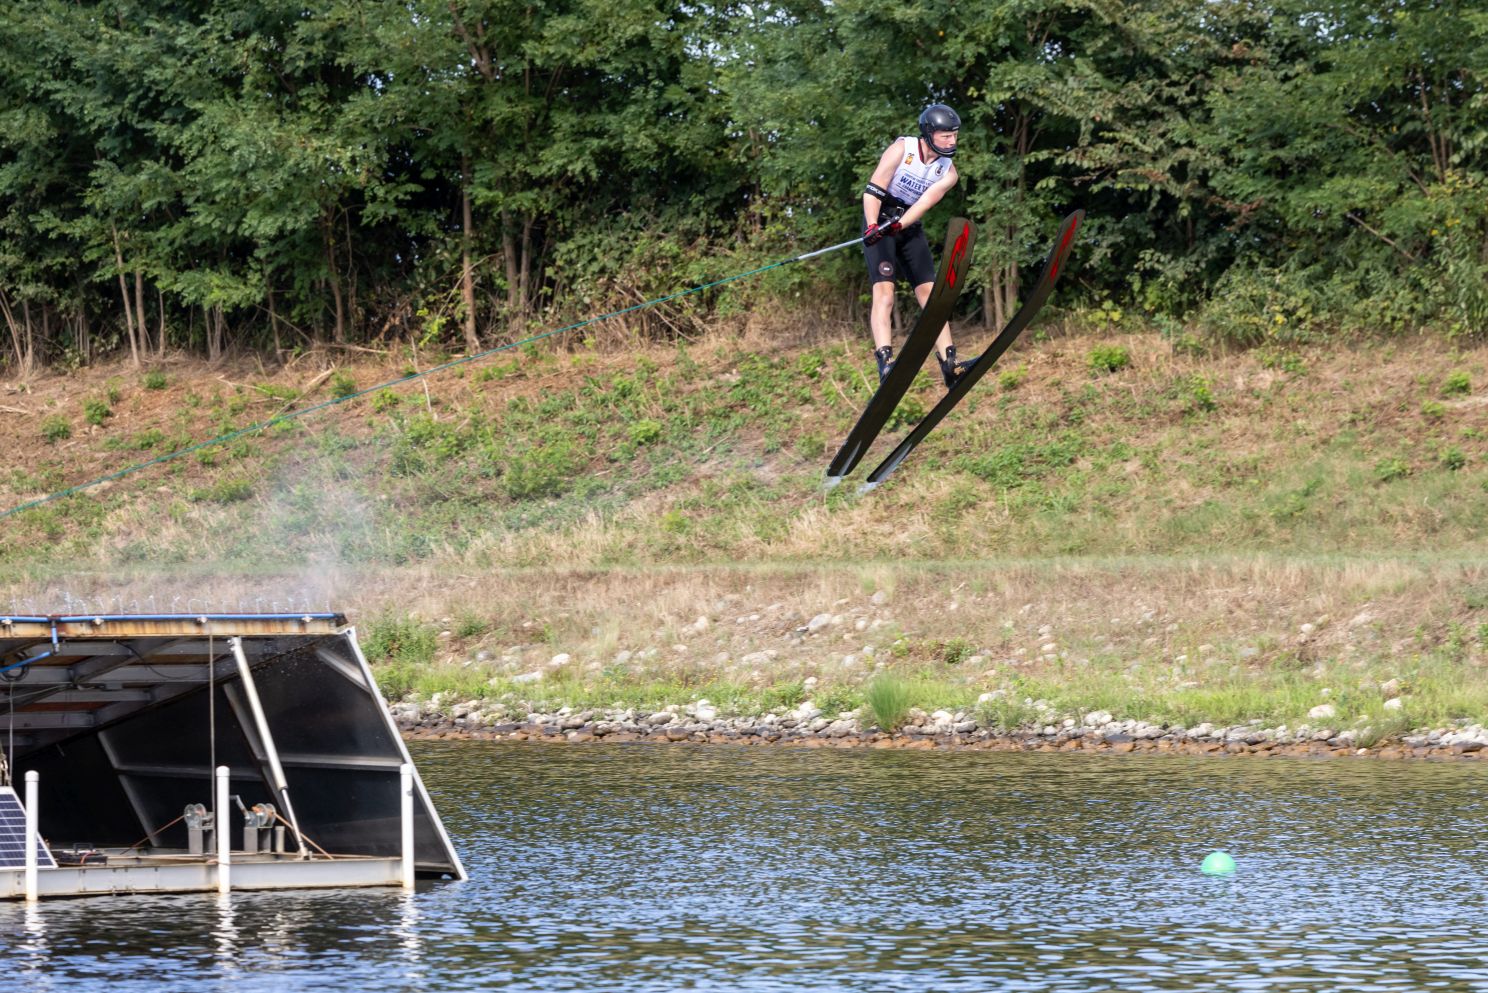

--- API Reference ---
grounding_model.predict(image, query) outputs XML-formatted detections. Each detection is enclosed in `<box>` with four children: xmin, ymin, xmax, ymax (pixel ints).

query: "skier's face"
<box><xmin>931</xmin><ymin>130</ymin><xmax>958</xmax><ymax>153</ymax></box>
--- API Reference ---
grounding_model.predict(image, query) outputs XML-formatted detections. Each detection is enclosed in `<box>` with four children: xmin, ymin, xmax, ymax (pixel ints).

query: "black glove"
<box><xmin>863</xmin><ymin>220</ymin><xmax>901</xmax><ymax>246</ymax></box>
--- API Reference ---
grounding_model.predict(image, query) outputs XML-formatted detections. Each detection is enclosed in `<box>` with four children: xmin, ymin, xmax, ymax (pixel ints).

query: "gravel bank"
<box><xmin>393</xmin><ymin>698</ymin><xmax>1488</xmax><ymax>761</ymax></box>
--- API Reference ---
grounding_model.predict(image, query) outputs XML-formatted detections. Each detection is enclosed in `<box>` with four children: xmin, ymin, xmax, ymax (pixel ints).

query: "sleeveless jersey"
<box><xmin>885</xmin><ymin>136</ymin><xmax>951</xmax><ymax>209</ymax></box>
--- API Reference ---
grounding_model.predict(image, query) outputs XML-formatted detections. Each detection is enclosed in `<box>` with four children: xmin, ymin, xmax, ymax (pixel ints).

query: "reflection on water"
<box><xmin>6</xmin><ymin>742</ymin><xmax>1488</xmax><ymax>991</ymax></box>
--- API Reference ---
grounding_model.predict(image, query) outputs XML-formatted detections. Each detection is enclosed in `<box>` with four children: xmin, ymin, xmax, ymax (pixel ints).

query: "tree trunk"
<box><xmin>207</xmin><ymin>306</ymin><xmax>224</xmax><ymax>362</ymax></box>
<box><xmin>268</xmin><ymin>285</ymin><xmax>282</xmax><ymax>355</ymax></box>
<box><xmin>75</xmin><ymin>274</ymin><xmax>91</xmax><ymax>361</ymax></box>
<box><xmin>112</xmin><ymin>226</ymin><xmax>140</xmax><ymax>367</ymax></box>
<box><xmin>1003</xmin><ymin>105</ymin><xmax>1032</xmax><ymax>314</ymax></box>
<box><xmin>134</xmin><ymin>269</ymin><xmax>148</xmax><ymax>355</ymax></box>
<box><xmin>518</xmin><ymin>214</ymin><xmax>534</xmax><ymax>317</ymax></box>
<box><xmin>344</xmin><ymin>207</ymin><xmax>358</xmax><ymax>337</ymax></box>
<box><xmin>984</xmin><ymin>281</ymin><xmax>1002</xmax><ymax>333</ymax></box>
<box><xmin>325</xmin><ymin>214</ymin><xmax>345</xmax><ymax>343</ymax></box>
<box><xmin>74</xmin><ymin>301</ymin><xmax>90</xmax><ymax>362</ymax></box>
<box><xmin>501</xmin><ymin>210</ymin><xmax>519</xmax><ymax>328</ymax></box>
<box><xmin>157</xmin><ymin>288</ymin><xmax>167</xmax><ymax>360</ymax></box>
<box><xmin>460</xmin><ymin>156</ymin><xmax>479</xmax><ymax>352</ymax></box>
<box><xmin>0</xmin><ymin>290</ymin><xmax>33</xmax><ymax>376</ymax></box>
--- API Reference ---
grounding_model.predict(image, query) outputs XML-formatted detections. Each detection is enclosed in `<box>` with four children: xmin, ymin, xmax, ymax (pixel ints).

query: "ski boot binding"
<box><xmin>874</xmin><ymin>345</ymin><xmax>896</xmax><ymax>383</ymax></box>
<box><xmin>938</xmin><ymin>345</ymin><xmax>977</xmax><ymax>390</ymax></box>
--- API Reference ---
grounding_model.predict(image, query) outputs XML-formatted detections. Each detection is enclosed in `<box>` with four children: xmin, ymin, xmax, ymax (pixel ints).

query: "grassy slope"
<box><xmin>5</xmin><ymin>320</ymin><xmax>1488</xmax><ymax>731</ymax></box>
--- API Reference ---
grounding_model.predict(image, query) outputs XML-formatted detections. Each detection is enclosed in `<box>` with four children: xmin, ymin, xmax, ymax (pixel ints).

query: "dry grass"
<box><xmin>11</xmin><ymin>548</ymin><xmax>1488</xmax><ymax>726</ymax></box>
<box><xmin>12</xmin><ymin>552</ymin><xmax>1485</xmax><ymax>673</ymax></box>
<box><xmin>7</xmin><ymin>324</ymin><xmax>1488</xmax><ymax>725</ymax></box>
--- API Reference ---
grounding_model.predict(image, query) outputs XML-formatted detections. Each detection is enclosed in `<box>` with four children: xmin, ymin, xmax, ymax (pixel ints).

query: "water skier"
<box><xmin>860</xmin><ymin>103</ymin><xmax>975</xmax><ymax>388</ymax></box>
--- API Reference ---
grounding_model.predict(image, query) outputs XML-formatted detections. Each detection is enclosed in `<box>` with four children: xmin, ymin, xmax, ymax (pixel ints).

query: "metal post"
<box><xmin>24</xmin><ymin>770</ymin><xmax>39</xmax><ymax>902</ymax></box>
<box><xmin>400</xmin><ymin>763</ymin><xmax>415</xmax><ymax>890</ymax></box>
<box><xmin>216</xmin><ymin>765</ymin><xmax>231</xmax><ymax>895</ymax></box>
<box><xmin>228</xmin><ymin>637</ymin><xmax>309</xmax><ymax>857</ymax></box>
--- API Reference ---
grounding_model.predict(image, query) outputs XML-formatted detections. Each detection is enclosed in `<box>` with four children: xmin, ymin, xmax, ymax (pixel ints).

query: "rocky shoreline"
<box><xmin>393</xmin><ymin>698</ymin><xmax>1488</xmax><ymax>761</ymax></box>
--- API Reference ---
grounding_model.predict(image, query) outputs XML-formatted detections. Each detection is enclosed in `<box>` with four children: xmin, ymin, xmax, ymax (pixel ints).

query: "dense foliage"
<box><xmin>1</xmin><ymin>0</ymin><xmax>1484</xmax><ymax>370</ymax></box>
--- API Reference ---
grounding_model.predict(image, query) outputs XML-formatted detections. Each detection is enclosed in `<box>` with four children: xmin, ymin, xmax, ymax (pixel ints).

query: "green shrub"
<box><xmin>999</xmin><ymin>365</ymin><xmax>1028</xmax><ymax>390</ymax></box>
<box><xmin>795</xmin><ymin>351</ymin><xmax>826</xmax><ymax>380</ymax></box>
<box><xmin>475</xmin><ymin>360</ymin><xmax>519</xmax><ymax>383</ymax></box>
<box><xmin>189</xmin><ymin>477</ymin><xmax>254</xmax><ymax>503</ymax></box>
<box><xmin>1356</xmin><ymin>714</ymin><xmax>1413</xmax><ymax>749</ymax></box>
<box><xmin>363</xmin><ymin>615</ymin><xmax>438</xmax><ymax>670</ymax></box>
<box><xmin>1442</xmin><ymin>371</ymin><xmax>1471</xmax><ymax>397</ymax></box>
<box><xmin>761</xmin><ymin>680</ymin><xmax>806</xmax><ymax>710</ymax></box>
<box><xmin>256</xmin><ymin>383</ymin><xmax>300</xmax><ymax>402</ymax></box>
<box><xmin>794</xmin><ymin>432</ymin><xmax>826</xmax><ymax>459</ymax></box>
<box><xmin>865</xmin><ymin>674</ymin><xmax>913</xmax><ymax>731</ymax></box>
<box><xmin>41</xmin><ymin>416</ymin><xmax>71</xmax><ymax>443</ymax></box>
<box><xmin>629</xmin><ymin>419</ymin><xmax>663</xmax><ymax>445</ymax></box>
<box><xmin>143</xmin><ymin>371</ymin><xmax>168</xmax><ymax>390</ymax></box>
<box><xmin>1259</xmin><ymin>349</ymin><xmax>1307</xmax><ymax>375</ymax></box>
<box><xmin>1191</xmin><ymin>264</ymin><xmax>1325</xmax><ymax>347</ymax></box>
<box><xmin>815</xmin><ymin>686</ymin><xmax>862</xmax><ymax>717</ymax></box>
<box><xmin>1421</xmin><ymin>399</ymin><xmax>1447</xmax><ymax>419</ymax></box>
<box><xmin>1374</xmin><ymin>457</ymin><xmax>1411</xmax><ymax>483</ymax></box>
<box><xmin>955</xmin><ymin>434</ymin><xmax>1088</xmax><ymax>488</ymax></box>
<box><xmin>1443</xmin><ymin>447</ymin><xmax>1467</xmax><ymax>471</ymax></box>
<box><xmin>941</xmin><ymin>638</ymin><xmax>974</xmax><ymax>665</ymax></box>
<box><xmin>1185</xmin><ymin>375</ymin><xmax>1217</xmax><ymax>412</ymax></box>
<box><xmin>398</xmin><ymin>414</ymin><xmax>467</xmax><ymax>462</ymax></box>
<box><xmin>83</xmin><ymin>398</ymin><xmax>111</xmax><ymax>425</ymax></box>
<box><xmin>454</xmin><ymin>612</ymin><xmax>490</xmax><ymax>639</ymax></box>
<box><xmin>1165</xmin><ymin>328</ymin><xmax>1209</xmax><ymax>357</ymax></box>
<box><xmin>974</xmin><ymin>693</ymin><xmax>1045</xmax><ymax>731</ymax></box>
<box><xmin>330</xmin><ymin>371</ymin><xmax>357</xmax><ymax>399</ymax></box>
<box><xmin>1087</xmin><ymin>344</ymin><xmax>1131</xmax><ymax>375</ymax></box>
<box><xmin>502</xmin><ymin>440</ymin><xmax>579</xmax><ymax>499</ymax></box>
<box><xmin>132</xmin><ymin>428</ymin><xmax>166</xmax><ymax>450</ymax></box>
<box><xmin>885</xmin><ymin>393</ymin><xmax>926</xmax><ymax>431</ymax></box>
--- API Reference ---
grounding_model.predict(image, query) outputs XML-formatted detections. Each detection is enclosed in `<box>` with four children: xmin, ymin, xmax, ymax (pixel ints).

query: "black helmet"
<box><xmin>918</xmin><ymin>104</ymin><xmax>960</xmax><ymax>158</ymax></box>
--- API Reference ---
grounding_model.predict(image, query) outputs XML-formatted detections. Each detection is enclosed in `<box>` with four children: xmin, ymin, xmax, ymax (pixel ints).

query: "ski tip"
<box><xmin>857</xmin><ymin>480</ymin><xmax>880</xmax><ymax>496</ymax></box>
<box><xmin>822</xmin><ymin>475</ymin><xmax>844</xmax><ymax>492</ymax></box>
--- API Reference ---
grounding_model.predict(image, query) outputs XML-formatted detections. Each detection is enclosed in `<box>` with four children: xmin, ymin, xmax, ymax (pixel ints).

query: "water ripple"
<box><xmin>7</xmin><ymin>743</ymin><xmax>1488</xmax><ymax>991</ymax></box>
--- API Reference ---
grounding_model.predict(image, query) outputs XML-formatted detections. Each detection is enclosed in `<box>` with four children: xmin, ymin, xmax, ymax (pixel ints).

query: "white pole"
<box><xmin>216</xmin><ymin>766</ymin><xmax>231</xmax><ymax>895</ymax></box>
<box><xmin>400</xmin><ymin>763</ymin><xmax>415</xmax><ymax>890</ymax></box>
<box><xmin>24</xmin><ymin>770</ymin><xmax>39</xmax><ymax>903</ymax></box>
<box><xmin>229</xmin><ymin>638</ymin><xmax>308</xmax><ymax>857</ymax></box>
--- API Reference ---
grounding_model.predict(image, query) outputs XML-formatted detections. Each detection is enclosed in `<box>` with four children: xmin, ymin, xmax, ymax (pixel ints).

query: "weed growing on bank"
<box><xmin>865</xmin><ymin>674</ymin><xmax>913</xmax><ymax>730</ymax></box>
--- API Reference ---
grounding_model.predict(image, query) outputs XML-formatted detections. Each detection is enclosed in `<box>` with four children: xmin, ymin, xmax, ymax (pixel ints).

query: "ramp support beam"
<box><xmin>228</xmin><ymin>638</ymin><xmax>309</xmax><ymax>858</ymax></box>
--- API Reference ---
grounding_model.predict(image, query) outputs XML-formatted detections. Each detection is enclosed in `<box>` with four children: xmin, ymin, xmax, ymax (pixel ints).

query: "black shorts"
<box><xmin>863</xmin><ymin>223</ymin><xmax>934</xmax><ymax>287</ymax></box>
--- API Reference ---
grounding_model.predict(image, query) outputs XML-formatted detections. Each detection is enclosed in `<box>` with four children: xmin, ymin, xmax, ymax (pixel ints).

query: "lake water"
<box><xmin>7</xmin><ymin>741</ymin><xmax>1488</xmax><ymax>991</ymax></box>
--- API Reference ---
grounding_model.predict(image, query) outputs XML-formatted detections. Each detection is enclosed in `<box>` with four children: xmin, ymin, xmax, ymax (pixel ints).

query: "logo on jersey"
<box><xmin>904</xmin><ymin>153</ymin><xmax>914</xmax><ymax>165</ymax></box>
<box><xmin>898</xmin><ymin>176</ymin><xmax>931</xmax><ymax>197</ymax></box>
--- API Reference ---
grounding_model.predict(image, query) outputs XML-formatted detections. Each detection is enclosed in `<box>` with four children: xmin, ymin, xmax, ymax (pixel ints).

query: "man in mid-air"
<box><xmin>860</xmin><ymin>103</ymin><xmax>974</xmax><ymax>388</ymax></box>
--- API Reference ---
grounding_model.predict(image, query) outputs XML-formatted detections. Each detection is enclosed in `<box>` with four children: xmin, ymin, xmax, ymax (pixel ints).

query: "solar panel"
<box><xmin>0</xmin><ymin>786</ymin><xmax>56</xmax><ymax>869</ymax></box>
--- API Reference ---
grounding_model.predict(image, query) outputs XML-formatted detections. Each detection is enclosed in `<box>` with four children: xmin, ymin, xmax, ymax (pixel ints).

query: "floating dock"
<box><xmin>0</xmin><ymin>613</ymin><xmax>465</xmax><ymax>900</ymax></box>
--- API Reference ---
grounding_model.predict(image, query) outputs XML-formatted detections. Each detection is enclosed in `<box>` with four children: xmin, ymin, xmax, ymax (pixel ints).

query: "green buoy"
<box><xmin>1201</xmin><ymin>850</ymin><xmax>1236</xmax><ymax>875</ymax></box>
